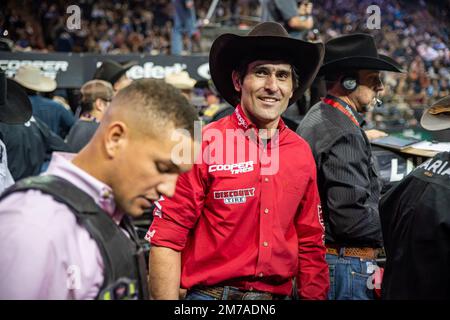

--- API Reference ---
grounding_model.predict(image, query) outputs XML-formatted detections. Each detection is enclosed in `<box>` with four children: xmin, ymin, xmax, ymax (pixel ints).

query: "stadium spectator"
<box><xmin>65</xmin><ymin>80</ymin><xmax>114</xmax><ymax>152</ymax></box>
<box><xmin>260</xmin><ymin>0</ymin><xmax>314</xmax><ymax>40</ymax></box>
<box><xmin>171</xmin><ymin>0</ymin><xmax>198</xmax><ymax>55</ymax></box>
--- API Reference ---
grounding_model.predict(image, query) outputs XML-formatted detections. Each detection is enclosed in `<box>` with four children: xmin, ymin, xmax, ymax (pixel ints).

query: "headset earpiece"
<box><xmin>341</xmin><ymin>76</ymin><xmax>358</xmax><ymax>92</ymax></box>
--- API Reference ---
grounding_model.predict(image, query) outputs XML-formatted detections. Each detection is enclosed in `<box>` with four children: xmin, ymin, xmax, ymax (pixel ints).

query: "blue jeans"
<box><xmin>185</xmin><ymin>290</ymin><xmax>217</xmax><ymax>300</ymax></box>
<box><xmin>185</xmin><ymin>286</ymin><xmax>291</xmax><ymax>300</ymax></box>
<box><xmin>326</xmin><ymin>253</ymin><xmax>376</xmax><ymax>300</ymax></box>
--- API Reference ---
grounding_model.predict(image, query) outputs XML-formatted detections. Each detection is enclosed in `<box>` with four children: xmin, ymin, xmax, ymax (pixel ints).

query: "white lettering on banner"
<box><xmin>0</xmin><ymin>60</ymin><xmax>69</xmax><ymax>79</ymax></box>
<box><xmin>389</xmin><ymin>158</ymin><xmax>414</xmax><ymax>182</ymax></box>
<box><xmin>197</xmin><ymin>63</ymin><xmax>210</xmax><ymax>79</ymax></box>
<box><xmin>209</xmin><ymin>161</ymin><xmax>254</xmax><ymax>175</ymax></box>
<box><xmin>126</xmin><ymin>62</ymin><xmax>188</xmax><ymax>80</ymax></box>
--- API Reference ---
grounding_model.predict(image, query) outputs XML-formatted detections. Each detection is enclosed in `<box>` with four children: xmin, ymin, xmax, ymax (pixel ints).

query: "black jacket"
<box><xmin>380</xmin><ymin>152</ymin><xmax>450</xmax><ymax>299</ymax></box>
<box><xmin>0</xmin><ymin>116</ymin><xmax>69</xmax><ymax>180</ymax></box>
<box><xmin>296</xmin><ymin>97</ymin><xmax>383</xmax><ymax>247</ymax></box>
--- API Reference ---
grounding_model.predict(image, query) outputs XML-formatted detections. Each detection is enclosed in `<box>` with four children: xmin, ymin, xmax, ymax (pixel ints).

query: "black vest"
<box><xmin>0</xmin><ymin>175</ymin><xmax>149</xmax><ymax>300</ymax></box>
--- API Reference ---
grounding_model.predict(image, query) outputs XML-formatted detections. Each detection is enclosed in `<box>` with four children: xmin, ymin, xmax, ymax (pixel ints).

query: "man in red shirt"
<box><xmin>147</xmin><ymin>22</ymin><xmax>329</xmax><ymax>300</ymax></box>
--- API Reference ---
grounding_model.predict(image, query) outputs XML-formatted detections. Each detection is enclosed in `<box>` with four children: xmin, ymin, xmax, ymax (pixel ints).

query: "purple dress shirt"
<box><xmin>0</xmin><ymin>152</ymin><xmax>124</xmax><ymax>299</ymax></box>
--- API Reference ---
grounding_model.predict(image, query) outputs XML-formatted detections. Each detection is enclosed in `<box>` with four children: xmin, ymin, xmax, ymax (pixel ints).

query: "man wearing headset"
<box><xmin>296</xmin><ymin>34</ymin><xmax>404</xmax><ymax>300</ymax></box>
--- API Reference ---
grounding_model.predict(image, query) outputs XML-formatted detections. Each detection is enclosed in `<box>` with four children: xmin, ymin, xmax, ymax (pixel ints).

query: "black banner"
<box><xmin>0</xmin><ymin>52</ymin><xmax>210</xmax><ymax>89</ymax></box>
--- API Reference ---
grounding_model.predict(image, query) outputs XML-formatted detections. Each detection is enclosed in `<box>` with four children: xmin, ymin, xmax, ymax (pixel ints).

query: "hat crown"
<box><xmin>324</xmin><ymin>34</ymin><xmax>378</xmax><ymax>63</ymax></box>
<box><xmin>94</xmin><ymin>60</ymin><xmax>136</xmax><ymax>85</ymax></box>
<box><xmin>247</xmin><ymin>22</ymin><xmax>289</xmax><ymax>38</ymax></box>
<box><xmin>0</xmin><ymin>71</ymin><xmax>33</xmax><ymax>124</ymax></box>
<box><xmin>165</xmin><ymin>71</ymin><xmax>196</xmax><ymax>90</ymax></box>
<box><xmin>15</xmin><ymin>65</ymin><xmax>43</xmax><ymax>86</ymax></box>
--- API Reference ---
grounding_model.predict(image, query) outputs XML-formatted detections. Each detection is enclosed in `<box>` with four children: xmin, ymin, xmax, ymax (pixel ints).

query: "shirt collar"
<box><xmin>44</xmin><ymin>152</ymin><xmax>123</xmax><ymax>225</ymax></box>
<box><xmin>327</xmin><ymin>95</ymin><xmax>366</xmax><ymax>127</ymax></box>
<box><xmin>231</xmin><ymin>104</ymin><xmax>287</xmax><ymax>132</ymax></box>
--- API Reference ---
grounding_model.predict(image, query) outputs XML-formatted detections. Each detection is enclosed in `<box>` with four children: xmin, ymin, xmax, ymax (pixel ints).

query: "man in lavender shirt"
<box><xmin>0</xmin><ymin>79</ymin><xmax>199</xmax><ymax>299</ymax></box>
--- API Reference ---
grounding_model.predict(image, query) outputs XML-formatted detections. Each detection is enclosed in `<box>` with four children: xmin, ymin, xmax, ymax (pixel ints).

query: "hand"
<box><xmin>365</xmin><ymin>129</ymin><xmax>388</xmax><ymax>141</ymax></box>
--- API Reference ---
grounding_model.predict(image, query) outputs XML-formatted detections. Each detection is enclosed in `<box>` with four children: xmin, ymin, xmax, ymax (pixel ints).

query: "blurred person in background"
<box><xmin>93</xmin><ymin>60</ymin><xmax>137</xmax><ymax>94</ymax></box>
<box><xmin>65</xmin><ymin>80</ymin><xmax>114</xmax><ymax>152</ymax></box>
<box><xmin>171</xmin><ymin>0</ymin><xmax>198</xmax><ymax>55</ymax></box>
<box><xmin>260</xmin><ymin>0</ymin><xmax>314</xmax><ymax>40</ymax></box>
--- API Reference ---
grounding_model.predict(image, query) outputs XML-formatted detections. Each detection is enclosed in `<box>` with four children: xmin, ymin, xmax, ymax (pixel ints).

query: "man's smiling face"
<box><xmin>232</xmin><ymin>60</ymin><xmax>294</xmax><ymax>128</ymax></box>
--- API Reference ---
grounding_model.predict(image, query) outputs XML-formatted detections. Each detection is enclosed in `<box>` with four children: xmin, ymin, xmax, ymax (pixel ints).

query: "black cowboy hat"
<box><xmin>93</xmin><ymin>60</ymin><xmax>137</xmax><ymax>85</ymax></box>
<box><xmin>209</xmin><ymin>22</ymin><xmax>324</xmax><ymax>107</ymax></box>
<box><xmin>319</xmin><ymin>33</ymin><xmax>404</xmax><ymax>76</ymax></box>
<box><xmin>0</xmin><ymin>71</ymin><xmax>32</xmax><ymax>124</ymax></box>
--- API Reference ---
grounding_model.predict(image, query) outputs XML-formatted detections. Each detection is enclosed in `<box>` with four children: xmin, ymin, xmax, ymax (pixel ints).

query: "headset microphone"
<box><xmin>374</xmin><ymin>98</ymin><xmax>382</xmax><ymax>107</ymax></box>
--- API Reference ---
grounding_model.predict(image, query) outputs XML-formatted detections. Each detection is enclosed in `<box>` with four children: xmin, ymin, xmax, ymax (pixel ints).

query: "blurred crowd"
<box><xmin>0</xmin><ymin>0</ymin><xmax>259</xmax><ymax>55</ymax></box>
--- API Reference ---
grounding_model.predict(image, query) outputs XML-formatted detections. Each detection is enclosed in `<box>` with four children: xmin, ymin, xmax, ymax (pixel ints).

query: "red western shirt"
<box><xmin>147</xmin><ymin>105</ymin><xmax>329</xmax><ymax>299</ymax></box>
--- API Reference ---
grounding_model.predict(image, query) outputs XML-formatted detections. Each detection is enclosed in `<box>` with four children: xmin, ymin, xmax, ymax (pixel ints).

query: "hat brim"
<box><xmin>209</xmin><ymin>34</ymin><xmax>324</xmax><ymax>107</ymax></box>
<box><xmin>0</xmin><ymin>79</ymin><xmax>32</xmax><ymax>124</ymax></box>
<box><xmin>13</xmin><ymin>76</ymin><xmax>56</xmax><ymax>92</ymax></box>
<box><xmin>420</xmin><ymin>96</ymin><xmax>450</xmax><ymax>131</ymax></box>
<box><xmin>420</xmin><ymin>108</ymin><xmax>450</xmax><ymax>131</ymax></box>
<box><xmin>170</xmin><ymin>80</ymin><xmax>196</xmax><ymax>90</ymax></box>
<box><xmin>110</xmin><ymin>61</ymin><xmax>138</xmax><ymax>85</ymax></box>
<box><xmin>319</xmin><ymin>54</ymin><xmax>404</xmax><ymax>75</ymax></box>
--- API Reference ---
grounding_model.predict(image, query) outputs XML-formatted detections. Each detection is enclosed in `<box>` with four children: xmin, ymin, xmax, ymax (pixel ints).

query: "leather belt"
<box><xmin>190</xmin><ymin>286</ymin><xmax>287</xmax><ymax>300</ymax></box>
<box><xmin>326</xmin><ymin>245</ymin><xmax>379</xmax><ymax>260</ymax></box>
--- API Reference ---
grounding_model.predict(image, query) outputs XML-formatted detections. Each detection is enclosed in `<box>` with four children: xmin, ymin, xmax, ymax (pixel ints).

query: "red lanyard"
<box><xmin>323</xmin><ymin>97</ymin><xmax>360</xmax><ymax>127</ymax></box>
